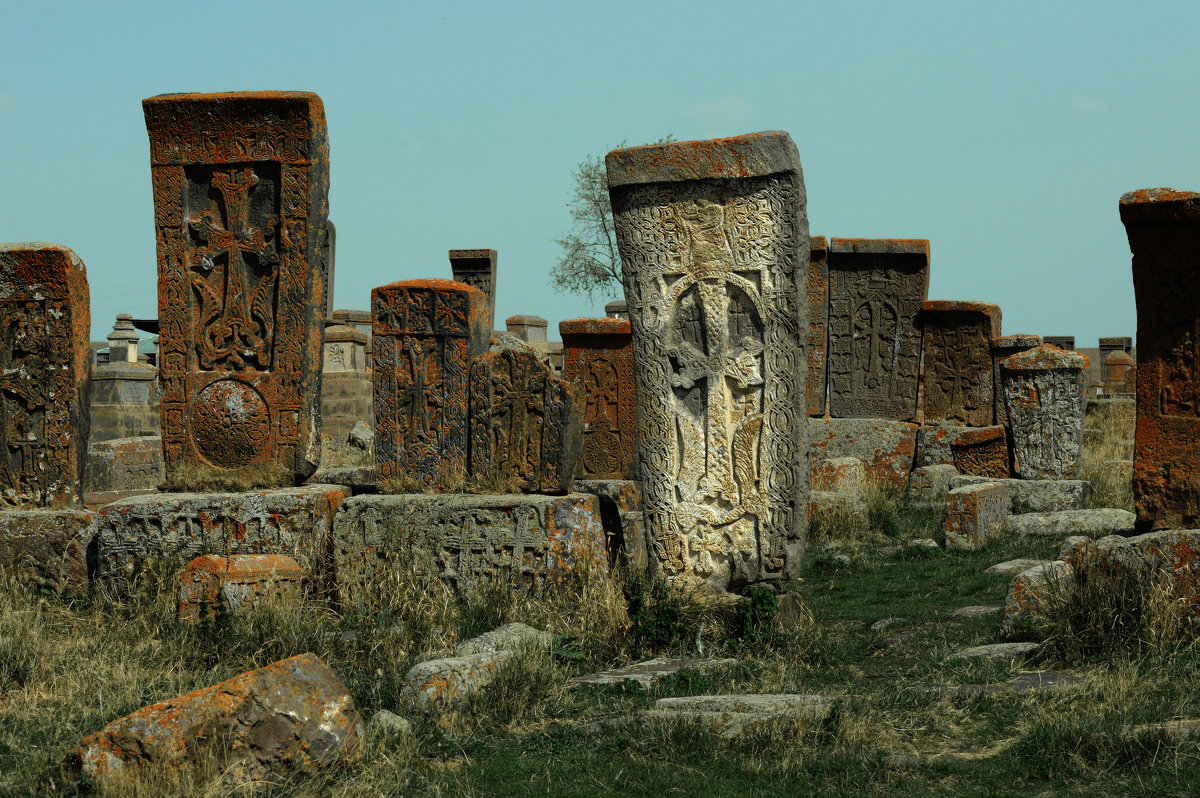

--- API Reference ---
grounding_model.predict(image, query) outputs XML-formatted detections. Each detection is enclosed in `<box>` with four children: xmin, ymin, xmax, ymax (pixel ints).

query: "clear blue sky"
<box><xmin>3</xmin><ymin>1</ymin><xmax>1196</xmax><ymax>345</ymax></box>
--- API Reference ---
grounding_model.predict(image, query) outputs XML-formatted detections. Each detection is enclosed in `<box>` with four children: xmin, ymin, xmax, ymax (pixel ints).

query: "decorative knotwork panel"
<box><xmin>608</xmin><ymin>132</ymin><xmax>808</xmax><ymax>591</ymax></box>
<box><xmin>0</xmin><ymin>244</ymin><xmax>90</xmax><ymax>509</ymax></box>
<box><xmin>144</xmin><ymin>92</ymin><xmax>330</xmax><ymax>482</ymax></box>
<box><xmin>448</xmin><ymin>249</ymin><xmax>497</xmax><ymax>333</ymax></box>
<box><xmin>372</xmin><ymin>279</ymin><xmax>488</xmax><ymax>490</ymax></box>
<box><xmin>1001</xmin><ymin>344</ymin><xmax>1087</xmax><ymax>481</ymax></box>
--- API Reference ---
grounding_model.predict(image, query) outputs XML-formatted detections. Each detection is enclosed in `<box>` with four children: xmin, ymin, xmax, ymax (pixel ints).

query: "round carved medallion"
<box><xmin>190</xmin><ymin>379</ymin><xmax>271</xmax><ymax>468</ymax></box>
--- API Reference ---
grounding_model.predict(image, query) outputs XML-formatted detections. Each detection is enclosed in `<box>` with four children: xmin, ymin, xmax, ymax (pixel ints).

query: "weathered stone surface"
<box><xmin>0</xmin><ymin>243</ymin><xmax>91</xmax><ymax>509</ymax></box>
<box><xmin>807</xmin><ymin>236</ymin><xmax>829</xmax><ymax>416</ymax></box>
<box><xmin>1001</xmin><ymin>344</ymin><xmax>1088</xmax><ymax>479</ymax></box>
<box><xmin>920</xmin><ymin>301</ymin><xmax>1001</xmax><ymax>426</ymax></box>
<box><xmin>1002</xmin><ymin>561</ymin><xmax>1075</xmax><ymax>629</ymax></box>
<box><xmin>0</xmin><ymin>509</ymin><xmax>92</xmax><ymax>590</ymax></box>
<box><xmin>644</xmin><ymin>693</ymin><xmax>836</xmax><ymax>737</ymax></box>
<box><xmin>991</xmin><ymin>335</ymin><xmax>1041</xmax><ymax>428</ymax></box>
<box><xmin>949</xmin><ymin>641</ymin><xmax>1041</xmax><ymax>661</ymax></box>
<box><xmin>1004</xmin><ymin>509</ymin><xmax>1135</xmax><ymax>537</ymax></box>
<box><xmin>92</xmin><ymin>484</ymin><xmax>347</xmax><ymax>593</ymax></box>
<box><xmin>808</xmin><ymin>490</ymin><xmax>867</xmax><ymax>517</ymax></box>
<box><xmin>372</xmin><ymin>279</ymin><xmax>489</xmax><ymax>491</ymax></box>
<box><xmin>944</xmin><ymin>482</ymin><xmax>1008</xmax><ymax>550</ymax></box>
<box><xmin>810</xmin><ymin>417</ymin><xmax>917</xmax><ymax>486</ymax></box>
<box><xmin>608</xmin><ymin>132</ymin><xmax>808</xmax><ymax>589</ymax></box>
<box><xmin>505</xmin><ymin>315</ymin><xmax>548</xmax><ymax>343</ymax></box>
<box><xmin>332</xmin><ymin>492</ymin><xmax>606</xmax><ymax>596</ymax></box>
<box><xmin>907</xmin><ymin>464</ymin><xmax>959</xmax><ymax>505</ymax></box>
<box><xmin>448</xmin><ymin>248</ymin><xmax>498</xmax><ymax>332</ymax></box>
<box><xmin>915</xmin><ymin>424</ymin><xmax>1008</xmax><ymax>478</ymax></box>
<box><xmin>89</xmin><ymin>360</ymin><xmax>159</xmax><ymax>444</ymax></box>
<box><xmin>573</xmin><ymin>478</ymin><xmax>645</xmax><ymax>571</ymax></box>
<box><xmin>331</xmin><ymin>308</ymin><xmax>372</xmax><ymax>368</ymax></box>
<box><xmin>1104</xmin><ymin>350</ymin><xmax>1135</xmax><ymax>396</ymax></box>
<box><xmin>985</xmin><ymin>558</ymin><xmax>1051</xmax><ymax>576</ymax></box>
<box><xmin>1056</xmin><ymin>535</ymin><xmax>1095</xmax><ymax>569</ymax></box>
<box><xmin>1121</xmin><ymin>189</ymin><xmax>1200</xmax><ymax>531</ymax></box>
<box><xmin>178</xmin><ymin>553</ymin><xmax>302</xmax><ymax>621</ymax></box>
<box><xmin>1043</xmin><ymin>336</ymin><xmax>1075</xmax><ymax>351</ymax></box>
<box><xmin>85</xmin><ymin>436</ymin><xmax>164</xmax><ymax>493</ymax></box>
<box><xmin>400</xmin><ymin>651</ymin><xmax>513</xmax><ymax>711</ymax></box>
<box><xmin>950</xmin><ymin>605</ymin><xmax>1000</xmax><ymax>619</ymax></box>
<box><xmin>812</xmin><ymin>456</ymin><xmax>866</xmax><ymax>494</ymax></box>
<box><xmin>949</xmin><ymin>475</ymin><xmax>1091</xmax><ymax>513</ymax></box>
<box><xmin>369</xmin><ymin>710</ymin><xmax>411</xmax><ymax>736</ymax></box>
<box><xmin>568</xmin><ymin>656</ymin><xmax>738</xmax><ymax>687</ymax></box>
<box><xmin>560</xmin><ymin>317</ymin><xmax>636</xmax><ymax>480</ymax></box>
<box><xmin>68</xmin><ymin>653</ymin><xmax>361</xmax><ymax>785</ymax></box>
<box><xmin>827</xmin><ymin>238</ymin><xmax>929</xmax><ymax>421</ymax></box>
<box><xmin>320</xmin><ymin>323</ymin><xmax>371</xmax><ymax>454</ymax></box>
<box><xmin>145</xmin><ymin>92</ymin><xmax>330</xmax><ymax>484</ymax></box>
<box><xmin>456</xmin><ymin>622</ymin><xmax>552</xmax><ymax>656</ymax></box>
<box><xmin>322</xmin><ymin>323</ymin><xmax>368</xmax><ymax>374</ymax></box>
<box><xmin>470</xmin><ymin>338</ymin><xmax>584</xmax><ymax>493</ymax></box>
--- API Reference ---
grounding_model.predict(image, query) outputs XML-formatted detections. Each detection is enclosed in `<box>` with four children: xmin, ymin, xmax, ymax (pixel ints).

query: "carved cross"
<box><xmin>852</xmin><ymin>298</ymin><xmax>897</xmax><ymax>392</ymax></box>
<box><xmin>397</xmin><ymin>339</ymin><xmax>443</xmax><ymax>442</ymax></box>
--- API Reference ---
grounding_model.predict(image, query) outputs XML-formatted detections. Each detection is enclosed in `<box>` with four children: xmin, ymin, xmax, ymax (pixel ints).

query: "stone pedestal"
<box><xmin>573</xmin><ymin>478</ymin><xmax>645</xmax><ymax>573</ymax></box>
<box><xmin>85</xmin><ymin>436</ymin><xmax>165</xmax><ymax>493</ymax></box>
<box><xmin>330</xmin><ymin>309</ymin><xmax>372</xmax><ymax>368</ymax></box>
<box><xmin>505</xmin><ymin>315</ymin><xmax>548</xmax><ymax>344</ymax></box>
<box><xmin>321</xmin><ymin>322</ymin><xmax>372</xmax><ymax>453</ymax></box>
<box><xmin>89</xmin><ymin>363</ymin><xmax>159</xmax><ymax>444</ymax></box>
<box><xmin>331</xmin><ymin>492</ymin><xmax>607</xmax><ymax>596</ymax></box>
<box><xmin>915</xmin><ymin>423</ymin><xmax>1009</xmax><ymax>478</ymax></box>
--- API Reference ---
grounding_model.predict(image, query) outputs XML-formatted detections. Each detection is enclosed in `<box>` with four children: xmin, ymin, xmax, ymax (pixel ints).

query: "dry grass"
<box><xmin>1079</xmin><ymin>402</ymin><xmax>1135</xmax><ymax>511</ymax></box>
<box><xmin>160</xmin><ymin>461</ymin><xmax>296</xmax><ymax>493</ymax></box>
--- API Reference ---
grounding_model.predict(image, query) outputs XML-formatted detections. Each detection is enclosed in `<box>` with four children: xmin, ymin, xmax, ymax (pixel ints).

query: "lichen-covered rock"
<box><xmin>949</xmin><ymin>475</ymin><xmax>1091</xmax><ymax>513</ymax></box>
<box><xmin>914</xmin><ymin>424</ymin><xmax>1008</xmax><ymax>478</ymax></box>
<box><xmin>0</xmin><ymin>509</ymin><xmax>93</xmax><ymax>590</ymax></box>
<box><xmin>1004</xmin><ymin>509</ymin><xmax>1135</xmax><ymax>537</ymax></box>
<box><xmin>809</xmin><ymin>418</ymin><xmax>918</xmax><ymax>486</ymax></box>
<box><xmin>68</xmin><ymin>653</ymin><xmax>362</xmax><ymax>785</ymax></box>
<box><xmin>1057</xmin><ymin>535</ymin><xmax>1095</xmax><ymax>570</ymax></box>
<box><xmin>178</xmin><ymin>554</ymin><xmax>302</xmax><ymax>621</ymax></box>
<box><xmin>1001</xmin><ymin>344</ymin><xmax>1088</xmax><ymax>479</ymax></box>
<box><xmin>568</xmin><ymin>657</ymin><xmax>739</xmax><ymax>688</ymax></box>
<box><xmin>1002</xmin><ymin>561</ymin><xmax>1075</xmax><ymax>629</ymax></box>
<box><xmin>919</xmin><ymin>301</ymin><xmax>1001</xmax><ymax>426</ymax></box>
<box><xmin>907</xmin><ymin>464</ymin><xmax>959</xmax><ymax>505</ymax></box>
<box><xmin>85</xmin><ymin>437</ymin><xmax>165</xmax><ymax>493</ymax></box>
<box><xmin>812</xmin><ymin>456</ymin><xmax>866</xmax><ymax>494</ymax></box>
<box><xmin>944</xmin><ymin>482</ymin><xmax>1008</xmax><ymax>550</ymax></box>
<box><xmin>949</xmin><ymin>641</ymin><xmax>1041</xmax><ymax>661</ymax></box>
<box><xmin>643</xmin><ymin>693</ymin><xmax>837</xmax><ymax>737</ymax></box>
<box><xmin>455</xmin><ymin>622</ymin><xmax>552</xmax><ymax>656</ymax></box>
<box><xmin>400</xmin><ymin>651</ymin><xmax>514</xmax><ymax>711</ymax></box>
<box><xmin>985</xmin><ymin>558</ymin><xmax>1051</xmax><ymax>576</ymax></box>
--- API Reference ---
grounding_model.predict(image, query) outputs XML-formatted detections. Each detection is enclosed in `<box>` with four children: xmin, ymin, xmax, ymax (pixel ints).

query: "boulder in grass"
<box><xmin>68</xmin><ymin>654</ymin><xmax>362</xmax><ymax>786</ymax></box>
<box><xmin>1002</xmin><ymin>561</ymin><xmax>1075</xmax><ymax>630</ymax></box>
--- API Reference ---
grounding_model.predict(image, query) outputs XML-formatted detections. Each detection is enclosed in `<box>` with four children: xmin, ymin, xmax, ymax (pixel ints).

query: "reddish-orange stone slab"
<box><xmin>560</xmin><ymin>317</ymin><xmax>636</xmax><ymax>480</ymax></box>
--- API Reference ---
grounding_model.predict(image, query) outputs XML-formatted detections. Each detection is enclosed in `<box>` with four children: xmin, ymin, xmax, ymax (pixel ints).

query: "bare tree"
<box><xmin>550</xmin><ymin>136</ymin><xmax>674</xmax><ymax>300</ymax></box>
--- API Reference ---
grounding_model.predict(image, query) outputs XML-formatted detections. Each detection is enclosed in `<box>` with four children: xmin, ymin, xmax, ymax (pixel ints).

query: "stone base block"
<box><xmin>916</xmin><ymin>424</ymin><xmax>1009</xmax><ymax>478</ymax></box>
<box><xmin>812</xmin><ymin>457</ymin><xmax>866</xmax><ymax>494</ymax></box>
<box><xmin>0</xmin><ymin>509</ymin><xmax>93</xmax><ymax>590</ymax></box>
<box><xmin>92</xmin><ymin>485</ymin><xmax>348</xmax><ymax>594</ymax></box>
<box><xmin>332</xmin><ymin>492</ymin><xmax>607</xmax><ymax>597</ymax></box>
<box><xmin>573</xmin><ymin>479</ymin><xmax>645</xmax><ymax>573</ymax></box>
<box><xmin>178</xmin><ymin>554</ymin><xmax>303</xmax><ymax>621</ymax></box>
<box><xmin>907</xmin><ymin>464</ymin><xmax>959</xmax><ymax>505</ymax></box>
<box><xmin>808</xmin><ymin>490</ymin><xmax>868</xmax><ymax>517</ymax></box>
<box><xmin>809</xmin><ymin>418</ymin><xmax>918</xmax><ymax>486</ymax></box>
<box><xmin>949</xmin><ymin>475</ymin><xmax>1092</xmax><ymax>513</ymax></box>
<box><xmin>85</xmin><ymin>436</ymin><xmax>165</xmax><ymax>493</ymax></box>
<box><xmin>1004</xmin><ymin>509</ymin><xmax>1135</xmax><ymax>537</ymax></box>
<box><xmin>944</xmin><ymin>482</ymin><xmax>1009</xmax><ymax>550</ymax></box>
<box><xmin>308</xmin><ymin>466</ymin><xmax>377</xmax><ymax>494</ymax></box>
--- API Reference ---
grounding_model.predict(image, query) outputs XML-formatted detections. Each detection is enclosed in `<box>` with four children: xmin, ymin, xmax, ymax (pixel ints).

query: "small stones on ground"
<box><xmin>876</xmin><ymin>545</ymin><xmax>901</xmax><ymax>557</ymax></box>
<box><xmin>909</xmin><ymin>538</ymin><xmax>940</xmax><ymax>549</ymax></box>
<box><xmin>870</xmin><ymin>617</ymin><xmax>906</xmax><ymax>633</ymax></box>
<box><xmin>949</xmin><ymin>641</ymin><xmax>1041</xmax><ymax>662</ymax></box>
<box><xmin>369</xmin><ymin>709</ymin><xmax>412</xmax><ymax>736</ymax></box>
<box><xmin>568</xmin><ymin>657</ymin><xmax>738</xmax><ymax>688</ymax></box>
<box><xmin>984</xmin><ymin>558</ymin><xmax>1051</xmax><ymax>577</ymax></box>
<box><xmin>933</xmin><ymin>670</ymin><xmax>1084</xmax><ymax>695</ymax></box>
<box><xmin>950</xmin><ymin>605</ymin><xmax>1001</xmax><ymax>619</ymax></box>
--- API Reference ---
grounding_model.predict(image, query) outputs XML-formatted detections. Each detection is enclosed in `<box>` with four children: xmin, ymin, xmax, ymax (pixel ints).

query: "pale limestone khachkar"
<box><xmin>1000</xmin><ymin>343</ymin><xmax>1088</xmax><ymax>479</ymax></box>
<box><xmin>607</xmin><ymin>132</ymin><xmax>808</xmax><ymax>590</ymax></box>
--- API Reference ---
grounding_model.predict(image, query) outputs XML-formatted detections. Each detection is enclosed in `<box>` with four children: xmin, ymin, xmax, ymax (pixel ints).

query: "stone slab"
<box><xmin>907</xmin><ymin>464</ymin><xmax>959</xmax><ymax>505</ymax></box>
<box><xmin>178</xmin><ymin>553</ymin><xmax>302</xmax><ymax>621</ymax></box>
<box><xmin>915</xmin><ymin>424</ymin><xmax>1009</xmax><ymax>478</ymax></box>
<box><xmin>920</xmin><ymin>301</ymin><xmax>1001</xmax><ymax>426</ymax></box>
<box><xmin>568</xmin><ymin>657</ymin><xmax>738</xmax><ymax>688</ymax></box>
<box><xmin>1001</xmin><ymin>344</ymin><xmax>1088</xmax><ymax>480</ymax></box>
<box><xmin>985</xmin><ymin>558</ymin><xmax>1052</xmax><ymax>576</ymax></box>
<box><xmin>809</xmin><ymin>418</ymin><xmax>917</xmax><ymax>486</ymax></box>
<box><xmin>400</xmin><ymin>651</ymin><xmax>513</xmax><ymax>711</ymax></box>
<box><xmin>1003</xmin><ymin>561</ymin><xmax>1075</xmax><ymax>630</ymax></box>
<box><xmin>949</xmin><ymin>642</ymin><xmax>1041</xmax><ymax>661</ymax></box>
<box><xmin>85</xmin><ymin>436</ymin><xmax>165</xmax><ymax>494</ymax></box>
<box><xmin>559</xmin><ymin>317</ymin><xmax>636</xmax><ymax>480</ymax></box>
<box><xmin>0</xmin><ymin>509</ymin><xmax>93</xmax><ymax>590</ymax></box>
<box><xmin>944</xmin><ymin>482</ymin><xmax>1008</xmax><ymax>550</ymax></box>
<box><xmin>332</xmin><ymin>492</ymin><xmax>606</xmax><ymax>597</ymax></box>
<box><xmin>448</xmin><ymin>248</ymin><xmax>497</xmax><ymax>332</ymax></box>
<box><xmin>572</xmin><ymin>479</ymin><xmax>644</xmax><ymax>571</ymax></box>
<box><xmin>807</xmin><ymin>236</ymin><xmax>829</xmax><ymax>416</ymax></box>
<box><xmin>949</xmin><ymin>475</ymin><xmax>1091</xmax><ymax>513</ymax></box>
<box><xmin>1004</xmin><ymin>509</ymin><xmax>1135</xmax><ymax>537</ymax></box>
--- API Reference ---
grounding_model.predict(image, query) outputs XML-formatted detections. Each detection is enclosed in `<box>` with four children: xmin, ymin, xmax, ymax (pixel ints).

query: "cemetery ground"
<box><xmin>4</xmin><ymin>408</ymin><xmax>1196</xmax><ymax>796</ymax></box>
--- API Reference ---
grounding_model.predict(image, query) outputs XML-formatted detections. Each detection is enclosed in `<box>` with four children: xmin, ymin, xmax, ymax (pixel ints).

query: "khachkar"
<box><xmin>1121</xmin><ymin>188</ymin><xmax>1200</xmax><ymax>531</ymax></box>
<box><xmin>807</xmin><ymin>236</ymin><xmax>829</xmax><ymax>416</ymax></box>
<box><xmin>559</xmin><ymin>318</ymin><xmax>636</xmax><ymax>480</ymax></box>
<box><xmin>469</xmin><ymin>340</ymin><xmax>584</xmax><ymax>494</ymax></box>
<box><xmin>448</xmin><ymin>249</ymin><xmax>498</xmax><ymax>332</ymax></box>
<box><xmin>1000</xmin><ymin>344</ymin><xmax>1087</xmax><ymax>480</ymax></box>
<box><xmin>827</xmin><ymin>239</ymin><xmax>929</xmax><ymax>421</ymax></box>
<box><xmin>920</xmin><ymin>301</ymin><xmax>1001</xmax><ymax>426</ymax></box>
<box><xmin>606</xmin><ymin>132</ymin><xmax>808</xmax><ymax>590</ymax></box>
<box><xmin>372</xmin><ymin>279</ymin><xmax>489</xmax><ymax>490</ymax></box>
<box><xmin>143</xmin><ymin>92</ymin><xmax>331</xmax><ymax>484</ymax></box>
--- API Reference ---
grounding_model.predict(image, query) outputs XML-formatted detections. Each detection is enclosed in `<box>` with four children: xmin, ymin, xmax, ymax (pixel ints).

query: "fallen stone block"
<box><xmin>67</xmin><ymin>653</ymin><xmax>362</xmax><ymax>786</ymax></box>
<box><xmin>809</xmin><ymin>418</ymin><xmax>918</xmax><ymax>486</ymax></box>
<box><xmin>400</xmin><ymin>651</ymin><xmax>514</xmax><ymax>711</ymax></box>
<box><xmin>455</xmin><ymin>622</ymin><xmax>552</xmax><ymax>656</ymax></box>
<box><xmin>949</xmin><ymin>641</ymin><xmax>1041</xmax><ymax>662</ymax></box>
<box><xmin>944</xmin><ymin>482</ymin><xmax>1008</xmax><ymax>550</ymax></box>
<box><xmin>1004</xmin><ymin>509</ymin><xmax>1135</xmax><ymax>537</ymax></box>
<box><xmin>1056</xmin><ymin>535</ymin><xmax>1095</xmax><ymax>570</ymax></box>
<box><xmin>950</xmin><ymin>605</ymin><xmax>1001</xmax><ymax>619</ymax></box>
<box><xmin>333</xmin><ymin>493</ymin><xmax>606</xmax><ymax>598</ymax></box>
<box><xmin>568</xmin><ymin>657</ymin><xmax>738</xmax><ymax>688</ymax></box>
<box><xmin>572</xmin><ymin>479</ymin><xmax>645</xmax><ymax>571</ymax></box>
<box><xmin>949</xmin><ymin>475</ymin><xmax>1091</xmax><ymax>513</ymax></box>
<box><xmin>85</xmin><ymin>436</ymin><xmax>165</xmax><ymax>494</ymax></box>
<box><xmin>1091</xmin><ymin>530</ymin><xmax>1200</xmax><ymax>594</ymax></box>
<box><xmin>0</xmin><ymin>510</ymin><xmax>93</xmax><ymax>591</ymax></box>
<box><xmin>907</xmin><ymin>464</ymin><xmax>959</xmax><ymax>506</ymax></box>
<box><xmin>177</xmin><ymin>554</ymin><xmax>302</xmax><ymax>622</ymax></box>
<box><xmin>812</xmin><ymin>457</ymin><xmax>867</xmax><ymax>494</ymax></box>
<box><xmin>91</xmin><ymin>485</ymin><xmax>348</xmax><ymax>597</ymax></box>
<box><xmin>642</xmin><ymin>693</ymin><xmax>838</xmax><ymax>737</ymax></box>
<box><xmin>1002</xmin><ymin>561</ymin><xmax>1075</xmax><ymax>630</ymax></box>
<box><xmin>915</xmin><ymin>424</ymin><xmax>1009</xmax><ymax>478</ymax></box>
<box><xmin>985</xmin><ymin>558</ymin><xmax>1051</xmax><ymax>576</ymax></box>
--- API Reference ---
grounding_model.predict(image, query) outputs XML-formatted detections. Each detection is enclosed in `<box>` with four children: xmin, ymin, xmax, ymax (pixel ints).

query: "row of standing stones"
<box><xmin>0</xmin><ymin>93</ymin><xmax>1187</xmax><ymax>784</ymax></box>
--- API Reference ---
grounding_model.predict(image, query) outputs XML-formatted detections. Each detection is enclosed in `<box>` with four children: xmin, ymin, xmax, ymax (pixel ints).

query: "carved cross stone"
<box><xmin>920</xmin><ymin>301</ymin><xmax>1001</xmax><ymax>427</ymax></box>
<box><xmin>560</xmin><ymin>317</ymin><xmax>636</xmax><ymax>480</ymax></box>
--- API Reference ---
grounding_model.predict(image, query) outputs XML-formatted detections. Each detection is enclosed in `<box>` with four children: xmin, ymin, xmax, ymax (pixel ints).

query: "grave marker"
<box><xmin>920</xmin><ymin>301</ymin><xmax>1001</xmax><ymax>426</ymax></box>
<box><xmin>448</xmin><ymin>249</ymin><xmax>498</xmax><ymax>333</ymax></box>
<box><xmin>560</xmin><ymin>318</ymin><xmax>636</xmax><ymax>480</ymax></box>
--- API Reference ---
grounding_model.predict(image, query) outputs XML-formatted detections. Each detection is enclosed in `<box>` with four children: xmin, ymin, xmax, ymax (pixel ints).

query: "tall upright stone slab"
<box><xmin>560</xmin><ymin>318</ymin><xmax>636</xmax><ymax>480</ymax></box>
<box><xmin>920</xmin><ymin>301</ymin><xmax>1001</xmax><ymax>426</ymax></box>
<box><xmin>1121</xmin><ymin>188</ymin><xmax>1200</xmax><ymax>531</ymax></box>
<box><xmin>0</xmin><ymin>244</ymin><xmax>90</xmax><ymax>508</ymax></box>
<box><xmin>827</xmin><ymin>239</ymin><xmax>929</xmax><ymax>421</ymax></box>
<box><xmin>607</xmin><ymin>131</ymin><xmax>808</xmax><ymax>590</ymax></box>
<box><xmin>1000</xmin><ymin>344</ymin><xmax>1087</xmax><ymax>480</ymax></box>
<box><xmin>448</xmin><ymin>249</ymin><xmax>498</xmax><ymax>333</ymax></box>
<box><xmin>991</xmin><ymin>334</ymin><xmax>1041</xmax><ymax>428</ymax></box>
<box><xmin>469</xmin><ymin>340</ymin><xmax>583</xmax><ymax>494</ymax></box>
<box><xmin>372</xmin><ymin>279</ymin><xmax>488</xmax><ymax>491</ymax></box>
<box><xmin>144</xmin><ymin>92</ymin><xmax>331</xmax><ymax>483</ymax></box>
<box><xmin>807</xmin><ymin>236</ymin><xmax>829</xmax><ymax>416</ymax></box>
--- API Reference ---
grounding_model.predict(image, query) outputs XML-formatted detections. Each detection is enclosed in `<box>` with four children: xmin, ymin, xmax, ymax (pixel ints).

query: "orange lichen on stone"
<box><xmin>944</xmin><ymin>482</ymin><xmax>1008</xmax><ymax>550</ymax></box>
<box><xmin>178</xmin><ymin>553</ymin><xmax>302</xmax><ymax>621</ymax></box>
<box><xmin>559</xmin><ymin>317</ymin><xmax>635</xmax><ymax>479</ymax></box>
<box><xmin>605</xmin><ymin>131</ymin><xmax>801</xmax><ymax>186</ymax></box>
